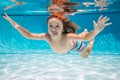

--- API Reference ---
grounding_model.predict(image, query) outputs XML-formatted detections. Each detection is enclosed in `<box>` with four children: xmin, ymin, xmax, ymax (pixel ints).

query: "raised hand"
<box><xmin>3</xmin><ymin>13</ymin><xmax>12</xmax><ymax>21</ymax></box>
<box><xmin>3</xmin><ymin>13</ymin><xmax>18</xmax><ymax>28</ymax></box>
<box><xmin>93</xmin><ymin>15</ymin><xmax>112</xmax><ymax>32</ymax></box>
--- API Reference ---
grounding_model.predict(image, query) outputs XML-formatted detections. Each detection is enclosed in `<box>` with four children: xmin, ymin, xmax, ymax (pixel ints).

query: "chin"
<box><xmin>52</xmin><ymin>35</ymin><xmax>59</xmax><ymax>38</ymax></box>
<box><xmin>51</xmin><ymin>33</ymin><xmax>58</xmax><ymax>36</ymax></box>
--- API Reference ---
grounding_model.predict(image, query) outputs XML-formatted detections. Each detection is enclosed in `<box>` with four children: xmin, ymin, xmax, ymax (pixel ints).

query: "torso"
<box><xmin>46</xmin><ymin>34</ymin><xmax>73</xmax><ymax>54</ymax></box>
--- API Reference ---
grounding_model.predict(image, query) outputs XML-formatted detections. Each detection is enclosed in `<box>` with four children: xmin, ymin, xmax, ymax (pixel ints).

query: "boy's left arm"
<box><xmin>67</xmin><ymin>15</ymin><xmax>112</xmax><ymax>41</ymax></box>
<box><xmin>85</xmin><ymin>15</ymin><xmax>112</xmax><ymax>40</ymax></box>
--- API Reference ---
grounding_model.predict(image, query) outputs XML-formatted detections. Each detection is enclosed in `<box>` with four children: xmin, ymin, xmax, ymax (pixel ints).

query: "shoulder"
<box><xmin>65</xmin><ymin>33</ymin><xmax>84</xmax><ymax>41</ymax></box>
<box><xmin>43</xmin><ymin>33</ymin><xmax>51</xmax><ymax>41</ymax></box>
<box><xmin>40</xmin><ymin>33</ymin><xmax>50</xmax><ymax>39</ymax></box>
<box><xmin>66</xmin><ymin>33</ymin><xmax>77</xmax><ymax>37</ymax></box>
<box><xmin>65</xmin><ymin>33</ymin><xmax>78</xmax><ymax>40</ymax></box>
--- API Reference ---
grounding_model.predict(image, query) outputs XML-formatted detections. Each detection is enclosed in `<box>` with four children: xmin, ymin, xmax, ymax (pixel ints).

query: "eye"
<box><xmin>56</xmin><ymin>25</ymin><xmax>59</xmax><ymax>27</ymax></box>
<box><xmin>50</xmin><ymin>25</ymin><xmax>53</xmax><ymax>27</ymax></box>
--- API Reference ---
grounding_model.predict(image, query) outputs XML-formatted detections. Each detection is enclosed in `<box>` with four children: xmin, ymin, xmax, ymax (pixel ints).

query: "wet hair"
<box><xmin>49</xmin><ymin>0</ymin><xmax>79</xmax><ymax>14</ymax></box>
<box><xmin>63</xmin><ymin>20</ymin><xmax>80</xmax><ymax>33</ymax></box>
<box><xmin>63</xmin><ymin>2</ymin><xmax>78</xmax><ymax>14</ymax></box>
<box><xmin>47</xmin><ymin>15</ymin><xmax>80</xmax><ymax>34</ymax></box>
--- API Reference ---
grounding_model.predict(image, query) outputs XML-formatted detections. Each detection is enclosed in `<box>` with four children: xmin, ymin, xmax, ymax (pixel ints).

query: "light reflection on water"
<box><xmin>0</xmin><ymin>53</ymin><xmax>120</xmax><ymax>80</ymax></box>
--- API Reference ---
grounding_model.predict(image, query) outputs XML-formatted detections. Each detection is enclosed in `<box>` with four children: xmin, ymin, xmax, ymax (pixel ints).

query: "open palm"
<box><xmin>93</xmin><ymin>15</ymin><xmax>112</xmax><ymax>31</ymax></box>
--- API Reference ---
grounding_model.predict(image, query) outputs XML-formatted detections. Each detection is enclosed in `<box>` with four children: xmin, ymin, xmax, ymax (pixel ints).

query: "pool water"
<box><xmin>0</xmin><ymin>0</ymin><xmax>120</xmax><ymax>80</ymax></box>
<box><xmin>0</xmin><ymin>53</ymin><xmax>120</xmax><ymax>80</ymax></box>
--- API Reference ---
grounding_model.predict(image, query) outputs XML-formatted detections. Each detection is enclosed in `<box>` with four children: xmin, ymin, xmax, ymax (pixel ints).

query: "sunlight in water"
<box><xmin>0</xmin><ymin>53</ymin><xmax>120</xmax><ymax>80</ymax></box>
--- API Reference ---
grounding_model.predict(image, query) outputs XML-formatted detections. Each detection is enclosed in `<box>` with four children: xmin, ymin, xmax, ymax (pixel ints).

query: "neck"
<box><xmin>51</xmin><ymin>35</ymin><xmax>63</xmax><ymax>42</ymax></box>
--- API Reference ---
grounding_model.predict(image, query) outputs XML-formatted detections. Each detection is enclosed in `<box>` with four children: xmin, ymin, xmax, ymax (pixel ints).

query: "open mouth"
<box><xmin>51</xmin><ymin>32</ymin><xmax>58</xmax><ymax>35</ymax></box>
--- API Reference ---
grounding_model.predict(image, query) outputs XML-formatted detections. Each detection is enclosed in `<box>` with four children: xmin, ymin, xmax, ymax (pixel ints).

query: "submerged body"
<box><xmin>3</xmin><ymin>13</ymin><xmax>112</xmax><ymax>58</ymax></box>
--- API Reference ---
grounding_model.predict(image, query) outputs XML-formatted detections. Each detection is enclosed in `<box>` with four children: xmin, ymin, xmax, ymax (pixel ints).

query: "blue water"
<box><xmin>0</xmin><ymin>0</ymin><xmax>120</xmax><ymax>80</ymax></box>
<box><xmin>0</xmin><ymin>13</ymin><xmax>120</xmax><ymax>54</ymax></box>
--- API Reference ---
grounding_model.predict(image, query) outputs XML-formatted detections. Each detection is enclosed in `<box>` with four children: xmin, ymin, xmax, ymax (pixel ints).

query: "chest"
<box><xmin>51</xmin><ymin>40</ymin><xmax>67</xmax><ymax>49</ymax></box>
<box><xmin>46</xmin><ymin>35</ymin><xmax>73</xmax><ymax>53</ymax></box>
<box><xmin>49</xmin><ymin>39</ymin><xmax>71</xmax><ymax>53</ymax></box>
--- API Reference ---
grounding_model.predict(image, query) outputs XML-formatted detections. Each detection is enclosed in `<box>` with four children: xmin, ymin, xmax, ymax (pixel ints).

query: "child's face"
<box><xmin>48</xmin><ymin>17</ymin><xmax>64</xmax><ymax>37</ymax></box>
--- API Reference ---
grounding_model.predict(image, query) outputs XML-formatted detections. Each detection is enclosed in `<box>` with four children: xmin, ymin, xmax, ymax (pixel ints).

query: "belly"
<box><xmin>51</xmin><ymin>46</ymin><xmax>70</xmax><ymax>54</ymax></box>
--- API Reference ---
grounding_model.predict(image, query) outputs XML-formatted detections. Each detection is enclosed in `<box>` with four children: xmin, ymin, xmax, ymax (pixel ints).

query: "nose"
<box><xmin>51</xmin><ymin>27</ymin><xmax>57</xmax><ymax>31</ymax></box>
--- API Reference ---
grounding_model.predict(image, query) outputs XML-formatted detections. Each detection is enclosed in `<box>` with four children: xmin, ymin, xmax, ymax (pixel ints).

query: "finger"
<box><xmin>3</xmin><ymin>13</ymin><xmax>7</xmax><ymax>17</ymax></box>
<box><xmin>3</xmin><ymin>15</ymin><xmax>5</xmax><ymax>18</ymax></box>
<box><xmin>3</xmin><ymin>15</ymin><xmax>7</xmax><ymax>19</ymax></box>
<box><xmin>84</xmin><ymin>29</ymin><xmax>88</xmax><ymax>32</ymax></box>
<box><xmin>3</xmin><ymin>14</ymin><xmax>6</xmax><ymax>17</ymax></box>
<box><xmin>99</xmin><ymin>17</ymin><xmax>107</xmax><ymax>25</ymax></box>
<box><xmin>105</xmin><ymin>22</ymin><xmax>112</xmax><ymax>27</ymax></box>
<box><xmin>98</xmin><ymin>15</ymin><xmax>103</xmax><ymax>22</ymax></box>
<box><xmin>104</xmin><ymin>18</ymin><xmax>110</xmax><ymax>23</ymax></box>
<box><xmin>84</xmin><ymin>29</ymin><xmax>88</xmax><ymax>34</ymax></box>
<box><xmin>93</xmin><ymin>21</ymin><xmax>97</xmax><ymax>28</ymax></box>
<box><xmin>102</xmin><ymin>16</ymin><xmax>108</xmax><ymax>21</ymax></box>
<box><xmin>99</xmin><ymin>16</ymin><xmax>108</xmax><ymax>25</ymax></box>
<box><xmin>5</xmin><ymin>13</ymin><xmax>8</xmax><ymax>16</ymax></box>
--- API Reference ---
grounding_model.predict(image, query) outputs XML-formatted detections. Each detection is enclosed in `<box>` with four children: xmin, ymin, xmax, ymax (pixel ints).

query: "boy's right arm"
<box><xmin>3</xmin><ymin>13</ymin><xmax>48</xmax><ymax>40</ymax></box>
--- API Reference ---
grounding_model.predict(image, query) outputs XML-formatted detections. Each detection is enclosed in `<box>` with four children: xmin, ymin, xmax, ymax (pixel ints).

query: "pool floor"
<box><xmin>0</xmin><ymin>53</ymin><xmax>120</xmax><ymax>80</ymax></box>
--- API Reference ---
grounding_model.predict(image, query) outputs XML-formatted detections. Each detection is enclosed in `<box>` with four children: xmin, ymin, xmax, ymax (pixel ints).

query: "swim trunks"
<box><xmin>72</xmin><ymin>41</ymin><xmax>84</xmax><ymax>52</ymax></box>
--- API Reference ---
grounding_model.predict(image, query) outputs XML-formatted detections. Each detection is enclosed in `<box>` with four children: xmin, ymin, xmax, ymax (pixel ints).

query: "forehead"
<box><xmin>48</xmin><ymin>17</ymin><xmax>62</xmax><ymax>24</ymax></box>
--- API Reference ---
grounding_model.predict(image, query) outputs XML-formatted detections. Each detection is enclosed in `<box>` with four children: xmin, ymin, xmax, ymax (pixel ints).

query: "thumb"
<box><xmin>93</xmin><ymin>21</ymin><xmax>97</xmax><ymax>28</ymax></box>
<box><xmin>84</xmin><ymin>28</ymin><xmax>88</xmax><ymax>32</ymax></box>
<box><xmin>84</xmin><ymin>29</ymin><xmax>88</xmax><ymax>34</ymax></box>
